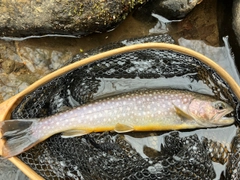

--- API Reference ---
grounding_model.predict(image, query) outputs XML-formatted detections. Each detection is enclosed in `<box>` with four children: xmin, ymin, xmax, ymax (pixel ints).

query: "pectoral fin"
<box><xmin>114</xmin><ymin>123</ymin><xmax>134</xmax><ymax>133</ymax></box>
<box><xmin>174</xmin><ymin>105</ymin><xmax>194</xmax><ymax>121</ymax></box>
<box><xmin>61</xmin><ymin>129</ymin><xmax>91</xmax><ymax>138</ymax></box>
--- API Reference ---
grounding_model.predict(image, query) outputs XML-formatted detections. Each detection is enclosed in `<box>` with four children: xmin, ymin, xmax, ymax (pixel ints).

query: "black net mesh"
<box><xmin>202</xmin><ymin>137</ymin><xmax>229</xmax><ymax>165</ymax></box>
<box><xmin>124</xmin><ymin>132</ymin><xmax>215</xmax><ymax>180</ymax></box>
<box><xmin>9</xmin><ymin>35</ymin><xmax>239</xmax><ymax>179</ymax></box>
<box><xmin>226</xmin><ymin>129</ymin><xmax>240</xmax><ymax>180</ymax></box>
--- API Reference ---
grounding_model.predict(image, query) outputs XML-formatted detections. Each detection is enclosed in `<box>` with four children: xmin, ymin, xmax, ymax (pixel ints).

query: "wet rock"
<box><xmin>0</xmin><ymin>40</ymin><xmax>73</xmax><ymax>101</ymax></box>
<box><xmin>133</xmin><ymin>0</ymin><xmax>202</xmax><ymax>22</ymax></box>
<box><xmin>0</xmin><ymin>0</ymin><xmax>148</xmax><ymax>39</ymax></box>
<box><xmin>0</xmin><ymin>73</ymin><xmax>29</xmax><ymax>101</ymax></box>
<box><xmin>233</xmin><ymin>0</ymin><xmax>240</xmax><ymax>46</ymax></box>
<box><xmin>170</xmin><ymin>0</ymin><xmax>219</xmax><ymax>46</ymax></box>
<box><xmin>16</xmin><ymin>46</ymin><xmax>73</xmax><ymax>73</ymax></box>
<box><xmin>1</xmin><ymin>59</ymin><xmax>15</xmax><ymax>74</ymax></box>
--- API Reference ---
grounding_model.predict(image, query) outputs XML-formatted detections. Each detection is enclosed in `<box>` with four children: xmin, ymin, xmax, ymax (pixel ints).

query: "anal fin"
<box><xmin>114</xmin><ymin>123</ymin><xmax>134</xmax><ymax>133</ymax></box>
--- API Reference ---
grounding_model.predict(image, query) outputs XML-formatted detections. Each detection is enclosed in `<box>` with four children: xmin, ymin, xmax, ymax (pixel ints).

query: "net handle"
<box><xmin>0</xmin><ymin>42</ymin><xmax>239</xmax><ymax>180</ymax></box>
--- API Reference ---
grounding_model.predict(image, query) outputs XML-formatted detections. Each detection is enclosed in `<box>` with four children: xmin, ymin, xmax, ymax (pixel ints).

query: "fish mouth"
<box><xmin>217</xmin><ymin>116</ymin><xmax>235</xmax><ymax>125</ymax></box>
<box><xmin>212</xmin><ymin>108</ymin><xmax>234</xmax><ymax>125</ymax></box>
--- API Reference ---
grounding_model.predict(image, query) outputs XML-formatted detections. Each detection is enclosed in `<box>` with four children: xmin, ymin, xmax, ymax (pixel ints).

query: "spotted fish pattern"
<box><xmin>0</xmin><ymin>89</ymin><xmax>234</xmax><ymax>157</ymax></box>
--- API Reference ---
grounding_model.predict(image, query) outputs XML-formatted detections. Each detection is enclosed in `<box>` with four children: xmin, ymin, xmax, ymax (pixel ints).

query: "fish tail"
<box><xmin>0</xmin><ymin>119</ymin><xmax>41</xmax><ymax>158</ymax></box>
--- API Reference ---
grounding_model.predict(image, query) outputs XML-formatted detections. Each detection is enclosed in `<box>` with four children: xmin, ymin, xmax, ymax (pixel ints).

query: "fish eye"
<box><xmin>214</xmin><ymin>102</ymin><xmax>226</xmax><ymax>110</ymax></box>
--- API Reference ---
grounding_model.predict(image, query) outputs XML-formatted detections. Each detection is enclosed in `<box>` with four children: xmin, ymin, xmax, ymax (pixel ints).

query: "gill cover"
<box><xmin>188</xmin><ymin>98</ymin><xmax>234</xmax><ymax>127</ymax></box>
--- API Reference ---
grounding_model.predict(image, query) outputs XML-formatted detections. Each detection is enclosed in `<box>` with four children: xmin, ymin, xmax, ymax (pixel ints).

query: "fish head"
<box><xmin>188</xmin><ymin>97</ymin><xmax>234</xmax><ymax>127</ymax></box>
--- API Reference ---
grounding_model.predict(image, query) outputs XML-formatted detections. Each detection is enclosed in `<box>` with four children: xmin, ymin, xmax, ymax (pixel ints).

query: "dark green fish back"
<box><xmin>11</xmin><ymin>34</ymin><xmax>239</xmax><ymax>179</ymax></box>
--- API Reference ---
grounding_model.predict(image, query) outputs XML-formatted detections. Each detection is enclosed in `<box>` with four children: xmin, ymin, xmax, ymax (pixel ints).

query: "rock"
<box><xmin>0</xmin><ymin>0</ymin><xmax>148</xmax><ymax>39</ymax></box>
<box><xmin>0</xmin><ymin>39</ymin><xmax>73</xmax><ymax>101</ymax></box>
<box><xmin>233</xmin><ymin>0</ymin><xmax>240</xmax><ymax>46</ymax></box>
<box><xmin>1</xmin><ymin>59</ymin><xmax>15</xmax><ymax>74</ymax></box>
<box><xmin>170</xmin><ymin>0</ymin><xmax>219</xmax><ymax>46</ymax></box>
<box><xmin>133</xmin><ymin>0</ymin><xmax>202</xmax><ymax>22</ymax></box>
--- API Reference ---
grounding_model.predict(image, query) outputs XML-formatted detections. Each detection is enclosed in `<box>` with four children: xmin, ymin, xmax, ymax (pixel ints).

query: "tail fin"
<box><xmin>0</xmin><ymin>119</ymin><xmax>41</xmax><ymax>158</ymax></box>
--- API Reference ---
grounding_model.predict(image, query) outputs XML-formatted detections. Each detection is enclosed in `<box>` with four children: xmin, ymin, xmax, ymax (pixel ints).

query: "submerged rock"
<box><xmin>0</xmin><ymin>0</ymin><xmax>147</xmax><ymax>39</ymax></box>
<box><xmin>233</xmin><ymin>0</ymin><xmax>240</xmax><ymax>46</ymax></box>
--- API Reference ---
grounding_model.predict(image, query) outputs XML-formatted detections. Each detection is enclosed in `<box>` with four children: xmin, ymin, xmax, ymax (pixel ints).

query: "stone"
<box><xmin>0</xmin><ymin>0</ymin><xmax>148</xmax><ymax>38</ymax></box>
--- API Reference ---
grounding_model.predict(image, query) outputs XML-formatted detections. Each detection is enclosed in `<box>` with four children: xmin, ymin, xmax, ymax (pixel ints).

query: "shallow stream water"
<box><xmin>0</xmin><ymin>0</ymin><xmax>239</xmax><ymax>179</ymax></box>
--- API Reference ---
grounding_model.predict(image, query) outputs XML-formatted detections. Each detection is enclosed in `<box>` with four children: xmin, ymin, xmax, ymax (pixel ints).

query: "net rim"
<box><xmin>0</xmin><ymin>42</ymin><xmax>239</xmax><ymax>180</ymax></box>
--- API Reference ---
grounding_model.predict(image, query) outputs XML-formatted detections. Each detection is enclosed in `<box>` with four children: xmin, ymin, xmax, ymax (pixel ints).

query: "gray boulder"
<box><xmin>0</xmin><ymin>0</ymin><xmax>148</xmax><ymax>38</ymax></box>
<box><xmin>233</xmin><ymin>0</ymin><xmax>240</xmax><ymax>45</ymax></box>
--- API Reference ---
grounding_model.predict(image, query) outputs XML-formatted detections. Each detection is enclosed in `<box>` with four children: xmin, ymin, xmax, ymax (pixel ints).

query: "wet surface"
<box><xmin>13</xmin><ymin>43</ymin><xmax>238</xmax><ymax>179</ymax></box>
<box><xmin>0</xmin><ymin>0</ymin><xmax>233</xmax><ymax>103</ymax></box>
<box><xmin>0</xmin><ymin>0</ymin><xmax>240</xmax><ymax>179</ymax></box>
<box><xmin>0</xmin><ymin>0</ymin><xmax>148</xmax><ymax>38</ymax></box>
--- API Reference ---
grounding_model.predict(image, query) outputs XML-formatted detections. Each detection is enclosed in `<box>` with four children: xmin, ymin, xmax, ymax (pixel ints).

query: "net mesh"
<box><xmin>226</xmin><ymin>129</ymin><xmax>240</xmax><ymax>180</ymax></box>
<box><xmin>9</xmin><ymin>35</ymin><xmax>239</xmax><ymax>179</ymax></box>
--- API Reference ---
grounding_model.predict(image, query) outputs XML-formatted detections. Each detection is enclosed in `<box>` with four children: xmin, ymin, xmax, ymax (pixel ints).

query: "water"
<box><xmin>89</xmin><ymin>75</ymin><xmax>236</xmax><ymax>179</ymax></box>
<box><xmin>94</xmin><ymin>76</ymin><xmax>213</xmax><ymax>99</ymax></box>
<box><xmin>1</xmin><ymin>0</ymin><xmax>240</xmax><ymax>179</ymax></box>
<box><xmin>65</xmin><ymin>47</ymin><xmax>237</xmax><ymax>179</ymax></box>
<box><xmin>124</xmin><ymin>125</ymin><xmax>237</xmax><ymax>179</ymax></box>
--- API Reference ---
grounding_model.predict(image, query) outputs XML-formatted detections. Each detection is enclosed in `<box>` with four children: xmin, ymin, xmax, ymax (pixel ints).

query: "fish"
<box><xmin>0</xmin><ymin>89</ymin><xmax>234</xmax><ymax>158</ymax></box>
